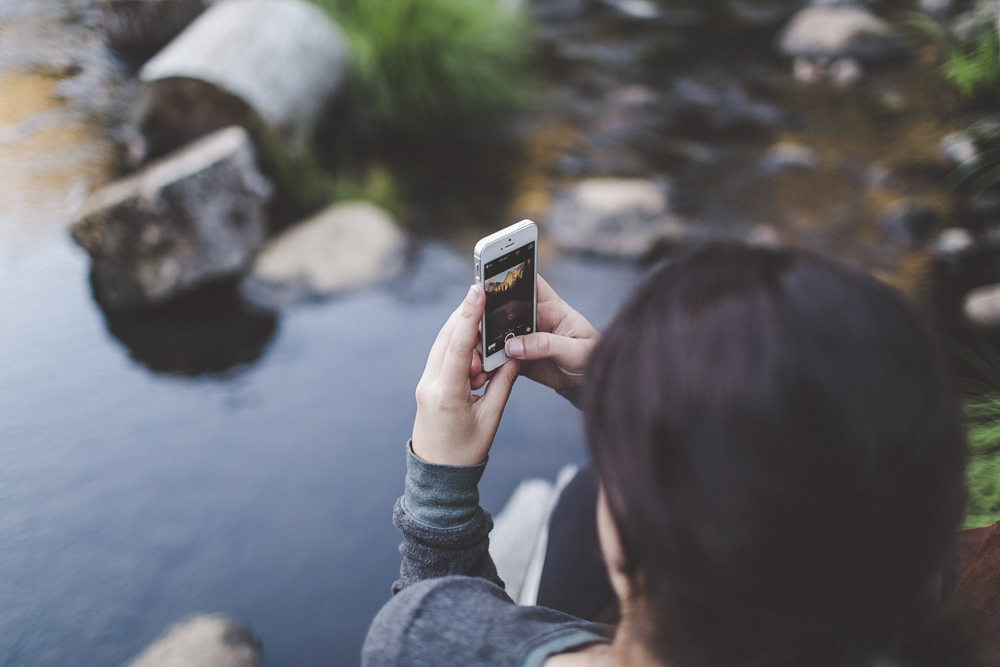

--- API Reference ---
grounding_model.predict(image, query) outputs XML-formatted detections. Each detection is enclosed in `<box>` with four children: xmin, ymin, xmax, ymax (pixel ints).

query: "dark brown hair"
<box><xmin>584</xmin><ymin>244</ymin><xmax>974</xmax><ymax>667</ymax></box>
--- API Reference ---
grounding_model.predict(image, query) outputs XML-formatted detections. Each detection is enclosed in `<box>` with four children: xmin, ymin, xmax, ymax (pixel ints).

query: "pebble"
<box><xmin>940</xmin><ymin>132</ymin><xmax>978</xmax><ymax>166</ymax></box>
<box><xmin>879</xmin><ymin>198</ymin><xmax>940</xmax><ymax>245</ymax></box>
<box><xmin>964</xmin><ymin>283</ymin><xmax>1000</xmax><ymax>328</ymax></box>
<box><xmin>828</xmin><ymin>57</ymin><xmax>863</xmax><ymax>87</ymax></box>
<box><xmin>760</xmin><ymin>141</ymin><xmax>819</xmax><ymax>174</ymax></box>
<box><xmin>934</xmin><ymin>227</ymin><xmax>975</xmax><ymax>256</ymax></box>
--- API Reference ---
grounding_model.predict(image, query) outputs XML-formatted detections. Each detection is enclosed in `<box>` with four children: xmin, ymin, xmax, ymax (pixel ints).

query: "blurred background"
<box><xmin>4</xmin><ymin>0</ymin><xmax>1000</xmax><ymax>664</ymax></box>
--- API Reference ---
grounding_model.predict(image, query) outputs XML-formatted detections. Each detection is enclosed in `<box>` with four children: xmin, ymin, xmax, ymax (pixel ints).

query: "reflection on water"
<box><xmin>99</xmin><ymin>279</ymin><xmax>279</xmax><ymax>377</ymax></box>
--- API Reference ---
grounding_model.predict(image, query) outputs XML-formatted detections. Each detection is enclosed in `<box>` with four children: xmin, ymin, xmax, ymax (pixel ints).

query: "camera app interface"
<box><xmin>483</xmin><ymin>242</ymin><xmax>535</xmax><ymax>359</ymax></box>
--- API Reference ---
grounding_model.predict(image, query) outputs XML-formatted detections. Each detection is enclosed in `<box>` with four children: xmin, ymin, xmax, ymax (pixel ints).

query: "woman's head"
<box><xmin>584</xmin><ymin>244</ymin><xmax>971</xmax><ymax>666</ymax></box>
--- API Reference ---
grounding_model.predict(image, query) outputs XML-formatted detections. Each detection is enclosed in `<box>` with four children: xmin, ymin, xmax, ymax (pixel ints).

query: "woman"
<box><xmin>362</xmin><ymin>244</ymin><xmax>980</xmax><ymax>667</ymax></box>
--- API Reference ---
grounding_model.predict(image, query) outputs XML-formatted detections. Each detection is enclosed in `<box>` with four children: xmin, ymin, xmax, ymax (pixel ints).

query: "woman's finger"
<box><xmin>439</xmin><ymin>285</ymin><xmax>486</xmax><ymax>389</ymax></box>
<box><xmin>422</xmin><ymin>291</ymin><xmax>471</xmax><ymax>379</ymax></box>
<box><xmin>480</xmin><ymin>359</ymin><xmax>520</xmax><ymax>422</ymax></box>
<box><xmin>469</xmin><ymin>348</ymin><xmax>483</xmax><ymax>379</ymax></box>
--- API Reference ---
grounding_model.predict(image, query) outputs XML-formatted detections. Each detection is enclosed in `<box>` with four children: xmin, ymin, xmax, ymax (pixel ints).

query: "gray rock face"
<box><xmin>246</xmin><ymin>202</ymin><xmax>407</xmax><ymax>305</ymax></box>
<box><xmin>544</xmin><ymin>178</ymin><xmax>683</xmax><ymax>259</ymax></box>
<box><xmin>72</xmin><ymin>126</ymin><xmax>273</xmax><ymax>309</ymax></box>
<box><xmin>779</xmin><ymin>7</ymin><xmax>907</xmax><ymax>62</ymax></box>
<box><xmin>964</xmin><ymin>283</ymin><xmax>1000</xmax><ymax>328</ymax></box>
<box><xmin>139</xmin><ymin>0</ymin><xmax>349</xmax><ymax>157</ymax></box>
<box><xmin>127</xmin><ymin>614</ymin><xmax>262</xmax><ymax>667</ymax></box>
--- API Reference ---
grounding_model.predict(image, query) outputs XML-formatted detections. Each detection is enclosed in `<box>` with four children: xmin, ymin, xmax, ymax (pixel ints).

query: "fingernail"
<box><xmin>466</xmin><ymin>285</ymin><xmax>478</xmax><ymax>303</ymax></box>
<box><xmin>506</xmin><ymin>337</ymin><xmax>524</xmax><ymax>358</ymax></box>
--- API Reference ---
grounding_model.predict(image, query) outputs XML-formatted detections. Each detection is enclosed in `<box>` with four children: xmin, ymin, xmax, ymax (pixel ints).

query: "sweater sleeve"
<box><xmin>391</xmin><ymin>442</ymin><xmax>504</xmax><ymax>594</ymax></box>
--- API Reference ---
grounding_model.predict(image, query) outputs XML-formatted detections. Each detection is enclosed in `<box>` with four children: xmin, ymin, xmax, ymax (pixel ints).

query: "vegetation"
<box><xmin>950</xmin><ymin>340</ymin><xmax>1000</xmax><ymax>529</ymax></box>
<box><xmin>908</xmin><ymin>8</ymin><xmax>1000</xmax><ymax>103</ymax></box>
<box><xmin>311</xmin><ymin>0</ymin><xmax>530</xmax><ymax>131</ymax></box>
<box><xmin>965</xmin><ymin>394</ymin><xmax>1000</xmax><ymax>529</ymax></box>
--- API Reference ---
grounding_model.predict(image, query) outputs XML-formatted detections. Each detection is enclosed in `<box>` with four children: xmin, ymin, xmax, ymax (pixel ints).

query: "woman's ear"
<box><xmin>597</xmin><ymin>485</ymin><xmax>632</xmax><ymax>603</ymax></box>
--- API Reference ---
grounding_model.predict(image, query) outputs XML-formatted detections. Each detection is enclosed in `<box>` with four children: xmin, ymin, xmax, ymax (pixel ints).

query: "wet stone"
<box><xmin>126</xmin><ymin>614</ymin><xmax>262</xmax><ymax>667</ymax></box>
<box><xmin>934</xmin><ymin>227</ymin><xmax>975</xmax><ymax>258</ymax></box>
<box><xmin>779</xmin><ymin>7</ymin><xmax>908</xmax><ymax>63</ymax></box>
<box><xmin>964</xmin><ymin>283</ymin><xmax>1000</xmax><ymax>328</ymax></box>
<box><xmin>879</xmin><ymin>198</ymin><xmax>940</xmax><ymax>245</ymax></box>
<box><xmin>760</xmin><ymin>141</ymin><xmax>819</xmax><ymax>174</ymax></box>
<box><xmin>940</xmin><ymin>131</ymin><xmax>978</xmax><ymax>166</ymax></box>
<box><xmin>544</xmin><ymin>178</ymin><xmax>684</xmax><ymax>260</ymax></box>
<box><xmin>245</xmin><ymin>202</ymin><xmax>407</xmax><ymax>306</ymax></box>
<box><xmin>71</xmin><ymin>126</ymin><xmax>272</xmax><ymax>310</ymax></box>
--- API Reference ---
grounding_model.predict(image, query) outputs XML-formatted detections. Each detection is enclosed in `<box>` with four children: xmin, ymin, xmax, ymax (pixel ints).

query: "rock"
<box><xmin>544</xmin><ymin>178</ymin><xmax>684</xmax><ymax>259</ymax></box>
<box><xmin>71</xmin><ymin>126</ymin><xmax>272</xmax><ymax>309</ymax></box>
<box><xmin>964</xmin><ymin>283</ymin><xmax>1000</xmax><ymax>328</ymax></box>
<box><xmin>725</xmin><ymin>0</ymin><xmax>800</xmax><ymax>28</ymax></box>
<box><xmin>919</xmin><ymin>0</ymin><xmax>955</xmax><ymax>19</ymax></box>
<box><xmin>864</xmin><ymin>162</ymin><xmax>893</xmax><ymax>190</ymax></box>
<box><xmin>596</xmin><ymin>0</ymin><xmax>660</xmax><ymax>20</ymax></box>
<box><xmin>746</xmin><ymin>224</ymin><xmax>784</xmax><ymax>247</ymax></box>
<box><xmin>809</xmin><ymin>0</ymin><xmax>882</xmax><ymax>6</ymax></box>
<box><xmin>99</xmin><ymin>0</ymin><xmax>206</xmax><ymax>63</ymax></box>
<box><xmin>138</xmin><ymin>0</ymin><xmax>348</xmax><ymax>159</ymax></box>
<box><xmin>940</xmin><ymin>131</ymin><xmax>978</xmax><ymax>166</ymax></box>
<box><xmin>760</xmin><ymin>141</ymin><xmax>819</xmax><ymax>174</ymax></box>
<box><xmin>127</xmin><ymin>614</ymin><xmax>262</xmax><ymax>667</ymax></box>
<box><xmin>970</xmin><ymin>192</ymin><xmax>1000</xmax><ymax>219</ymax></box>
<box><xmin>793</xmin><ymin>56</ymin><xmax>823</xmax><ymax>84</ymax></box>
<box><xmin>828</xmin><ymin>57</ymin><xmax>863</xmax><ymax>87</ymax></box>
<box><xmin>668</xmin><ymin>76</ymin><xmax>791</xmax><ymax>133</ymax></box>
<box><xmin>779</xmin><ymin>7</ymin><xmax>908</xmax><ymax>63</ymax></box>
<box><xmin>246</xmin><ymin>202</ymin><xmax>407</xmax><ymax>304</ymax></box>
<box><xmin>934</xmin><ymin>227</ymin><xmax>975</xmax><ymax>257</ymax></box>
<box><xmin>879</xmin><ymin>198</ymin><xmax>940</xmax><ymax>245</ymax></box>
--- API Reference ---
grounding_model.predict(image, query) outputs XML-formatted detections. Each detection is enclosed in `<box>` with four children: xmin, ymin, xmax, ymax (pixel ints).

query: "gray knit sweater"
<box><xmin>361</xmin><ymin>443</ymin><xmax>613</xmax><ymax>667</ymax></box>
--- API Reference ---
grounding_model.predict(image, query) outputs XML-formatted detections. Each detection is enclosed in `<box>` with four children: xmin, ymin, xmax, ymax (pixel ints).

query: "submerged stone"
<box><xmin>245</xmin><ymin>202</ymin><xmax>407</xmax><ymax>305</ymax></box>
<box><xmin>71</xmin><ymin>126</ymin><xmax>272</xmax><ymax>310</ymax></box>
<box><xmin>127</xmin><ymin>614</ymin><xmax>261</xmax><ymax>667</ymax></box>
<box><xmin>544</xmin><ymin>178</ymin><xmax>684</xmax><ymax>260</ymax></box>
<box><xmin>964</xmin><ymin>283</ymin><xmax>1000</xmax><ymax>328</ymax></box>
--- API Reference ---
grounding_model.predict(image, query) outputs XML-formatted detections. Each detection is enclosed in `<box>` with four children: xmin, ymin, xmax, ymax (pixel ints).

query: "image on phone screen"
<box><xmin>483</xmin><ymin>242</ymin><xmax>535</xmax><ymax>358</ymax></box>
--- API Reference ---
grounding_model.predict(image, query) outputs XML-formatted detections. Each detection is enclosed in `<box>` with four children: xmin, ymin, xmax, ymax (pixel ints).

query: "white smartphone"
<box><xmin>474</xmin><ymin>220</ymin><xmax>538</xmax><ymax>373</ymax></box>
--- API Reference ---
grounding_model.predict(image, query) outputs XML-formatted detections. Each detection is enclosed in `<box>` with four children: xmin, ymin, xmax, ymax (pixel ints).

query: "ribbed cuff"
<box><xmin>401</xmin><ymin>440</ymin><xmax>487</xmax><ymax>529</ymax></box>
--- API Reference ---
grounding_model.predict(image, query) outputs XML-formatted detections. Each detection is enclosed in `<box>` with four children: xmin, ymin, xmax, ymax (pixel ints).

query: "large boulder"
<box><xmin>137</xmin><ymin>0</ymin><xmax>348</xmax><ymax>160</ymax></box>
<box><xmin>779</xmin><ymin>7</ymin><xmax>908</xmax><ymax>62</ymax></box>
<box><xmin>127</xmin><ymin>614</ymin><xmax>262</xmax><ymax>667</ymax></box>
<box><xmin>72</xmin><ymin>126</ymin><xmax>273</xmax><ymax>309</ymax></box>
<box><xmin>245</xmin><ymin>201</ymin><xmax>407</xmax><ymax>305</ymax></box>
<box><xmin>544</xmin><ymin>178</ymin><xmax>684</xmax><ymax>259</ymax></box>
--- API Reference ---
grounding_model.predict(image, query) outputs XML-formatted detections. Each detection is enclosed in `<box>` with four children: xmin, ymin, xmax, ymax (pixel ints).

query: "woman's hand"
<box><xmin>412</xmin><ymin>285</ymin><xmax>521</xmax><ymax>467</ymax></box>
<box><xmin>502</xmin><ymin>275</ymin><xmax>600</xmax><ymax>392</ymax></box>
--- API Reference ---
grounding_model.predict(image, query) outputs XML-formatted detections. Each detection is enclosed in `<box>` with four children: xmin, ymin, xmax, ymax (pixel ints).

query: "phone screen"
<box><xmin>483</xmin><ymin>241</ymin><xmax>535</xmax><ymax>359</ymax></box>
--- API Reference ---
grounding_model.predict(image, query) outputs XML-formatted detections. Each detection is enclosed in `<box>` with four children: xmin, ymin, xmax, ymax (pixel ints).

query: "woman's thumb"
<box><xmin>505</xmin><ymin>332</ymin><xmax>586</xmax><ymax>367</ymax></box>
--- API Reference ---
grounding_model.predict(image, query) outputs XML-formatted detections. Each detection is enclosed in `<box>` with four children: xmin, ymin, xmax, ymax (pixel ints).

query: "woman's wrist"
<box><xmin>401</xmin><ymin>440</ymin><xmax>487</xmax><ymax>530</ymax></box>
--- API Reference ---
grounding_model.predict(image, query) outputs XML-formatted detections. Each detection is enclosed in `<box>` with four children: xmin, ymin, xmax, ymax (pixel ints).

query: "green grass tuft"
<box><xmin>312</xmin><ymin>0</ymin><xmax>530</xmax><ymax>131</ymax></box>
<box><xmin>907</xmin><ymin>9</ymin><xmax>1000</xmax><ymax>103</ymax></box>
<box><xmin>965</xmin><ymin>394</ymin><xmax>1000</xmax><ymax>529</ymax></box>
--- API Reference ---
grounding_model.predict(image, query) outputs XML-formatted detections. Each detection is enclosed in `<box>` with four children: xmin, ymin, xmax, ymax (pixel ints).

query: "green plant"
<box><xmin>907</xmin><ymin>8</ymin><xmax>1000</xmax><ymax>102</ymax></box>
<box><xmin>950</xmin><ymin>339</ymin><xmax>1000</xmax><ymax>528</ymax></box>
<box><xmin>311</xmin><ymin>0</ymin><xmax>530</xmax><ymax>131</ymax></box>
<box><xmin>965</xmin><ymin>393</ymin><xmax>1000</xmax><ymax>529</ymax></box>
